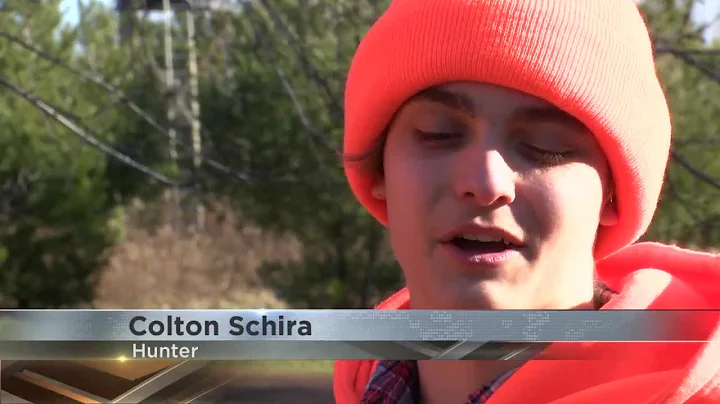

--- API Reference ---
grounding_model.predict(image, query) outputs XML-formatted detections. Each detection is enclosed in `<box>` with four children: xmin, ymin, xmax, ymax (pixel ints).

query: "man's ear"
<box><xmin>371</xmin><ymin>177</ymin><xmax>386</xmax><ymax>200</ymax></box>
<box><xmin>599</xmin><ymin>193</ymin><xmax>618</xmax><ymax>227</ymax></box>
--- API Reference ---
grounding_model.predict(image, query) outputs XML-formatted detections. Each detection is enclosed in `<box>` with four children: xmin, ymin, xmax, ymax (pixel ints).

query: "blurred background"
<box><xmin>0</xmin><ymin>0</ymin><xmax>719</xmax><ymax>401</ymax></box>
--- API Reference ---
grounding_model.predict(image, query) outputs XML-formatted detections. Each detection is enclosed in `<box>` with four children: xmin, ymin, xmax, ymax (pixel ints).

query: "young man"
<box><xmin>334</xmin><ymin>1</ymin><xmax>720</xmax><ymax>403</ymax></box>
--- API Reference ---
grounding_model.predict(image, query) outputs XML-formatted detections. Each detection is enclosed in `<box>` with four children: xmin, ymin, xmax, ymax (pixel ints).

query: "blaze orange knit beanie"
<box><xmin>343</xmin><ymin>0</ymin><xmax>672</xmax><ymax>259</ymax></box>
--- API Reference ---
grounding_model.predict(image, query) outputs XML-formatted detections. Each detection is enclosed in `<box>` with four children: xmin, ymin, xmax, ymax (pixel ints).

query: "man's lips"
<box><xmin>437</xmin><ymin>222</ymin><xmax>525</xmax><ymax>267</ymax></box>
<box><xmin>439</xmin><ymin>222</ymin><xmax>524</xmax><ymax>247</ymax></box>
<box><xmin>440</xmin><ymin>240</ymin><xmax>522</xmax><ymax>267</ymax></box>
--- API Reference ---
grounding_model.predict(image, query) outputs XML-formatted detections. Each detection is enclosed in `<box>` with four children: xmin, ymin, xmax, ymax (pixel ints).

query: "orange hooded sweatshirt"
<box><xmin>333</xmin><ymin>242</ymin><xmax>720</xmax><ymax>404</ymax></box>
<box><xmin>338</xmin><ymin>1</ymin><xmax>719</xmax><ymax>402</ymax></box>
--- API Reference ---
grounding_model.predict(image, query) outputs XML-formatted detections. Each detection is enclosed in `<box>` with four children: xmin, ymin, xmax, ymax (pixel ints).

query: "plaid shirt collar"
<box><xmin>361</xmin><ymin>360</ymin><xmax>517</xmax><ymax>404</ymax></box>
<box><xmin>360</xmin><ymin>282</ymin><xmax>618</xmax><ymax>404</ymax></box>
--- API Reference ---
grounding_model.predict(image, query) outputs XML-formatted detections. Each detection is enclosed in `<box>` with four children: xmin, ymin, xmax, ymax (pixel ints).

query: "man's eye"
<box><xmin>521</xmin><ymin>144</ymin><xmax>573</xmax><ymax>166</ymax></box>
<box><xmin>415</xmin><ymin>129</ymin><xmax>463</xmax><ymax>146</ymax></box>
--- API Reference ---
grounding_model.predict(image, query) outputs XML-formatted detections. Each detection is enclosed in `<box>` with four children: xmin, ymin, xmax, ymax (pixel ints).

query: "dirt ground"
<box><xmin>202</xmin><ymin>373</ymin><xmax>335</xmax><ymax>403</ymax></box>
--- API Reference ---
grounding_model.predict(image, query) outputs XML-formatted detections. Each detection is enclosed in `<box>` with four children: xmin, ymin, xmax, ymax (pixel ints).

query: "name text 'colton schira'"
<box><xmin>129</xmin><ymin>315</ymin><xmax>313</xmax><ymax>336</ymax></box>
<box><xmin>129</xmin><ymin>314</ymin><xmax>313</xmax><ymax>358</ymax></box>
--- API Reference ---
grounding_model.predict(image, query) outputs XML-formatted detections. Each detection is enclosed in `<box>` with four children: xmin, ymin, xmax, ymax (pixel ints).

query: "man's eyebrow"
<box><xmin>409</xmin><ymin>87</ymin><xmax>476</xmax><ymax>117</ymax></box>
<box><xmin>511</xmin><ymin>107</ymin><xmax>588</xmax><ymax>132</ymax></box>
<box><xmin>407</xmin><ymin>88</ymin><xmax>588</xmax><ymax>132</ymax></box>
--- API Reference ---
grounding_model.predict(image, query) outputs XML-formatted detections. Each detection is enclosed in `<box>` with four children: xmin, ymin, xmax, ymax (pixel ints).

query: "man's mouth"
<box><xmin>447</xmin><ymin>234</ymin><xmax>521</xmax><ymax>254</ymax></box>
<box><xmin>438</xmin><ymin>223</ymin><xmax>525</xmax><ymax>266</ymax></box>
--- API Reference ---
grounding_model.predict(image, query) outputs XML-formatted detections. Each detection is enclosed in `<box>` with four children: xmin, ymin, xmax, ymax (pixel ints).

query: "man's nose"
<box><xmin>451</xmin><ymin>145</ymin><xmax>516</xmax><ymax>208</ymax></box>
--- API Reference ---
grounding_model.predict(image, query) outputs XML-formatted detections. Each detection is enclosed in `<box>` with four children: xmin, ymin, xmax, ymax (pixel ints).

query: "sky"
<box><xmin>60</xmin><ymin>0</ymin><xmax>113</xmax><ymax>26</ymax></box>
<box><xmin>696</xmin><ymin>0</ymin><xmax>720</xmax><ymax>39</ymax></box>
<box><xmin>60</xmin><ymin>0</ymin><xmax>720</xmax><ymax>39</ymax></box>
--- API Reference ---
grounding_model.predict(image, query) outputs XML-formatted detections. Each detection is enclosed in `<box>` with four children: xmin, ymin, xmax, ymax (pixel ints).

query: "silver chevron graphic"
<box><xmin>1</xmin><ymin>360</ymin><xmax>233</xmax><ymax>403</ymax></box>
<box><xmin>344</xmin><ymin>341</ymin><xmax>550</xmax><ymax>361</ymax></box>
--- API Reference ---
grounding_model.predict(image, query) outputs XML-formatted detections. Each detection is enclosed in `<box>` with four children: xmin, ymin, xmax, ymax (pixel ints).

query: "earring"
<box><xmin>605</xmin><ymin>186</ymin><xmax>614</xmax><ymax>204</ymax></box>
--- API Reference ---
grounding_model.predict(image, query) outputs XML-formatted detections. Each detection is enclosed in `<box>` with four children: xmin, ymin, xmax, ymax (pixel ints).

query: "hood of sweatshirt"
<box><xmin>333</xmin><ymin>242</ymin><xmax>720</xmax><ymax>404</ymax></box>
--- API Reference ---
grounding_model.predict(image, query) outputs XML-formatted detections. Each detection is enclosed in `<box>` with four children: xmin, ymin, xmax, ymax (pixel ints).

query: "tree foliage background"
<box><xmin>0</xmin><ymin>0</ymin><xmax>718</xmax><ymax>309</ymax></box>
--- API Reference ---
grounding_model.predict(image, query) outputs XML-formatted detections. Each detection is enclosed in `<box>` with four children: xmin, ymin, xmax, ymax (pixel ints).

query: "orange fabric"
<box><xmin>333</xmin><ymin>243</ymin><xmax>720</xmax><ymax>404</ymax></box>
<box><xmin>343</xmin><ymin>0</ymin><xmax>671</xmax><ymax>259</ymax></box>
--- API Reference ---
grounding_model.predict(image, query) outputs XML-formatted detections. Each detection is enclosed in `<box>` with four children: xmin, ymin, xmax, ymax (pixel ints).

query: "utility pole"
<box><xmin>115</xmin><ymin>0</ymin><xmax>235</xmax><ymax>230</ymax></box>
<box><xmin>162</xmin><ymin>0</ymin><xmax>182</xmax><ymax>230</ymax></box>
<box><xmin>162</xmin><ymin>0</ymin><xmax>204</xmax><ymax>231</ymax></box>
<box><xmin>186</xmin><ymin>10</ymin><xmax>205</xmax><ymax>231</ymax></box>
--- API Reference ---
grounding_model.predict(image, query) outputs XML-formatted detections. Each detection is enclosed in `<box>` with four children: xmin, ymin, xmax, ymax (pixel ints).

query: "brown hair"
<box><xmin>341</xmin><ymin>129</ymin><xmax>389</xmax><ymax>178</ymax></box>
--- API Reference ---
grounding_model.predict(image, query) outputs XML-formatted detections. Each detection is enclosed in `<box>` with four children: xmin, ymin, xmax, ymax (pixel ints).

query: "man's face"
<box><xmin>375</xmin><ymin>82</ymin><xmax>617</xmax><ymax>310</ymax></box>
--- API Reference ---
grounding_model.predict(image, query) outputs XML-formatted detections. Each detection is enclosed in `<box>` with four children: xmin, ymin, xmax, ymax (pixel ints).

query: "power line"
<box><xmin>241</xmin><ymin>2</ymin><xmax>338</xmax><ymax>153</ymax></box>
<box><xmin>257</xmin><ymin>0</ymin><xmax>345</xmax><ymax>121</ymax></box>
<box><xmin>657</xmin><ymin>46</ymin><xmax>720</xmax><ymax>84</ymax></box>
<box><xmin>0</xmin><ymin>74</ymin><xmax>180</xmax><ymax>186</ymax></box>
<box><xmin>0</xmin><ymin>29</ymin><xmax>304</xmax><ymax>185</ymax></box>
<box><xmin>670</xmin><ymin>149</ymin><xmax>720</xmax><ymax>192</ymax></box>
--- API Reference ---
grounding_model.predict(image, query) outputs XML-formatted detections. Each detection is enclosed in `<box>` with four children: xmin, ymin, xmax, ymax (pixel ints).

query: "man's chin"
<box><xmin>413</xmin><ymin>280</ymin><xmax>519</xmax><ymax>310</ymax></box>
